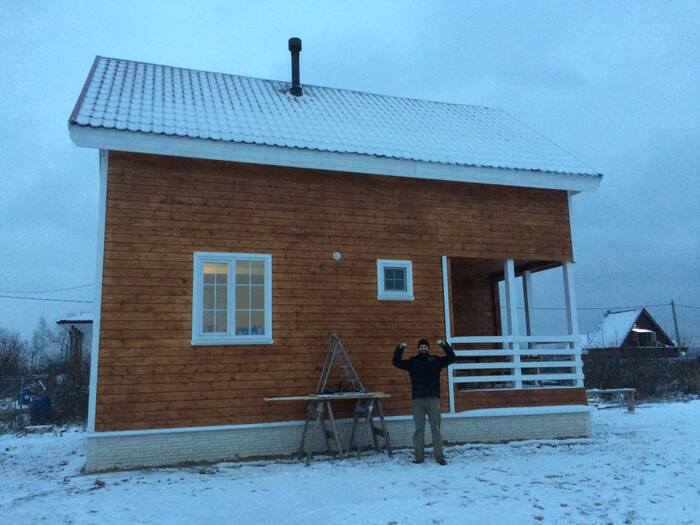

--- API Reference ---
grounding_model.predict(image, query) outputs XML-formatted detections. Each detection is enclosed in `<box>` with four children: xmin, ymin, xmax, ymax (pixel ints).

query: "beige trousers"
<box><xmin>411</xmin><ymin>397</ymin><xmax>444</xmax><ymax>461</ymax></box>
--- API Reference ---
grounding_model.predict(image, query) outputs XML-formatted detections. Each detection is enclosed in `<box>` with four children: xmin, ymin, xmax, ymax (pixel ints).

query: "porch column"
<box><xmin>522</xmin><ymin>270</ymin><xmax>534</xmax><ymax>347</ymax></box>
<box><xmin>504</xmin><ymin>259</ymin><xmax>522</xmax><ymax>388</ymax></box>
<box><xmin>442</xmin><ymin>256</ymin><xmax>455</xmax><ymax>413</ymax></box>
<box><xmin>441</xmin><ymin>256</ymin><xmax>452</xmax><ymax>343</ymax></box>
<box><xmin>562</xmin><ymin>261</ymin><xmax>583</xmax><ymax>387</ymax></box>
<box><xmin>562</xmin><ymin>261</ymin><xmax>579</xmax><ymax>336</ymax></box>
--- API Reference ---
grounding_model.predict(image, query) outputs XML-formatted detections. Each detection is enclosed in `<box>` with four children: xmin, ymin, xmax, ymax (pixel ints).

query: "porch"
<box><xmin>441</xmin><ymin>256</ymin><xmax>585</xmax><ymax>414</ymax></box>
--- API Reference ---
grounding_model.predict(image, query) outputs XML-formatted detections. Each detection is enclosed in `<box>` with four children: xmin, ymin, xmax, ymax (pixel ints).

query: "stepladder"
<box><xmin>317</xmin><ymin>332</ymin><xmax>365</xmax><ymax>394</ymax></box>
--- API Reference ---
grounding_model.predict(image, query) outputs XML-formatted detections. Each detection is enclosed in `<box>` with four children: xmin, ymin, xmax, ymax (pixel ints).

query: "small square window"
<box><xmin>383</xmin><ymin>267</ymin><xmax>407</xmax><ymax>292</ymax></box>
<box><xmin>377</xmin><ymin>259</ymin><xmax>414</xmax><ymax>301</ymax></box>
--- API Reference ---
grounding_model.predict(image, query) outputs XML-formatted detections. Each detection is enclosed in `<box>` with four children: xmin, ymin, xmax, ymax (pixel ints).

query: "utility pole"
<box><xmin>671</xmin><ymin>300</ymin><xmax>681</xmax><ymax>347</ymax></box>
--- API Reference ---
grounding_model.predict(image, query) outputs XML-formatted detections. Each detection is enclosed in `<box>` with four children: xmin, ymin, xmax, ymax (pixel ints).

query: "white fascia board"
<box><xmin>70</xmin><ymin>125</ymin><xmax>602</xmax><ymax>193</ymax></box>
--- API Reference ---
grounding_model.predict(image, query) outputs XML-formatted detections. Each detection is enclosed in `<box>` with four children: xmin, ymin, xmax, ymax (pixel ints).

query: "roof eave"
<box><xmin>69</xmin><ymin>125</ymin><xmax>603</xmax><ymax>193</ymax></box>
<box><xmin>68</xmin><ymin>56</ymin><xmax>101</xmax><ymax>126</ymax></box>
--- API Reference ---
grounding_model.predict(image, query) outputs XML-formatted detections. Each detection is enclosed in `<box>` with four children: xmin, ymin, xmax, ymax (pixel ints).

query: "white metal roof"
<box><xmin>56</xmin><ymin>312</ymin><xmax>94</xmax><ymax>324</ymax></box>
<box><xmin>585</xmin><ymin>309</ymin><xmax>641</xmax><ymax>349</ymax></box>
<box><xmin>69</xmin><ymin>56</ymin><xmax>602</xmax><ymax>186</ymax></box>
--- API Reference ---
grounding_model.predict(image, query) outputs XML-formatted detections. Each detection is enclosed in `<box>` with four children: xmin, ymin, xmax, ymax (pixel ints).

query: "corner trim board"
<box><xmin>87</xmin><ymin>149</ymin><xmax>108</xmax><ymax>432</ymax></box>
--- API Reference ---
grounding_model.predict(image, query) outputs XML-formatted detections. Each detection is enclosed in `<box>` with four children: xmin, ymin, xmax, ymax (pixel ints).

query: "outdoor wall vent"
<box><xmin>288</xmin><ymin>37</ymin><xmax>303</xmax><ymax>96</ymax></box>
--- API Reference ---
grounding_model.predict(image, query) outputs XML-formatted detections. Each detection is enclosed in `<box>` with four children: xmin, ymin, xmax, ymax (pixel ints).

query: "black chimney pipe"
<box><xmin>288</xmin><ymin>37</ymin><xmax>302</xmax><ymax>96</ymax></box>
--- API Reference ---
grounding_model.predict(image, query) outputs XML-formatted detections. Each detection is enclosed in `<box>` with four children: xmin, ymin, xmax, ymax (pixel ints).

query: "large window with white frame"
<box><xmin>376</xmin><ymin>259</ymin><xmax>414</xmax><ymax>301</ymax></box>
<box><xmin>192</xmin><ymin>252</ymin><xmax>272</xmax><ymax>345</ymax></box>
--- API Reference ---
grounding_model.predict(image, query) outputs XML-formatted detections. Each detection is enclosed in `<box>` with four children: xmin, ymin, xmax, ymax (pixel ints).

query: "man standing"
<box><xmin>393</xmin><ymin>339</ymin><xmax>456</xmax><ymax>465</ymax></box>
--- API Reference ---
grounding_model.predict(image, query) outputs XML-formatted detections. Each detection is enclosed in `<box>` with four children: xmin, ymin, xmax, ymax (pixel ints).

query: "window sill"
<box><xmin>191</xmin><ymin>337</ymin><xmax>274</xmax><ymax>346</ymax></box>
<box><xmin>377</xmin><ymin>295</ymin><xmax>415</xmax><ymax>301</ymax></box>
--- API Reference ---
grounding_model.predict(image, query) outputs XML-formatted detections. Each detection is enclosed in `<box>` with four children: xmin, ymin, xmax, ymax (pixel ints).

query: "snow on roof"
<box><xmin>577</xmin><ymin>334</ymin><xmax>591</xmax><ymax>352</ymax></box>
<box><xmin>69</xmin><ymin>56</ymin><xmax>601</xmax><ymax>178</ymax></box>
<box><xmin>56</xmin><ymin>312</ymin><xmax>94</xmax><ymax>324</ymax></box>
<box><xmin>585</xmin><ymin>309</ymin><xmax>641</xmax><ymax>349</ymax></box>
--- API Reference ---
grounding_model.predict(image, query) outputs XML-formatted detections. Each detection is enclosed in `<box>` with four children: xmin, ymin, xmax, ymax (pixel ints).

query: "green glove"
<box><xmin>437</xmin><ymin>339</ymin><xmax>446</xmax><ymax>348</ymax></box>
<box><xmin>399</xmin><ymin>342</ymin><xmax>407</xmax><ymax>350</ymax></box>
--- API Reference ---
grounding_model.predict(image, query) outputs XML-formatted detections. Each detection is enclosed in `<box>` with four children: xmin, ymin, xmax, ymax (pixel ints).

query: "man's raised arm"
<box><xmin>437</xmin><ymin>340</ymin><xmax>456</xmax><ymax>366</ymax></box>
<box><xmin>393</xmin><ymin>342</ymin><xmax>410</xmax><ymax>370</ymax></box>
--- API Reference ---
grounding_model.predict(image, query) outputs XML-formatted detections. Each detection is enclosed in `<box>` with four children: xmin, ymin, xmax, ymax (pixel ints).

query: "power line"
<box><xmin>575</xmin><ymin>303</ymin><xmax>671</xmax><ymax>311</ymax></box>
<box><xmin>0</xmin><ymin>283</ymin><xmax>94</xmax><ymax>294</ymax></box>
<box><xmin>1</xmin><ymin>287</ymin><xmax>697</xmax><ymax>311</ymax></box>
<box><xmin>0</xmin><ymin>295</ymin><xmax>93</xmax><ymax>304</ymax></box>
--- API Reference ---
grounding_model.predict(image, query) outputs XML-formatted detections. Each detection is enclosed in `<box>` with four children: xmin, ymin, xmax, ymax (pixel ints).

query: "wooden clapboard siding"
<box><xmin>454</xmin><ymin>388</ymin><xmax>588</xmax><ymax>412</ymax></box>
<box><xmin>95</xmin><ymin>151</ymin><xmax>576</xmax><ymax>431</ymax></box>
<box><xmin>450</xmin><ymin>258</ymin><xmax>501</xmax><ymax>337</ymax></box>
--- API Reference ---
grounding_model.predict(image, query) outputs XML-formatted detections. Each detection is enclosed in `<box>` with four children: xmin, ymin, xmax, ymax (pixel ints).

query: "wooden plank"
<box><xmin>265</xmin><ymin>392</ymin><xmax>390</xmax><ymax>402</ymax></box>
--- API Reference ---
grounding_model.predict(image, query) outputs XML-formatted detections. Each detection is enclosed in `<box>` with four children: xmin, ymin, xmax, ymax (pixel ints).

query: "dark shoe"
<box><xmin>435</xmin><ymin>457</ymin><xmax>447</xmax><ymax>465</ymax></box>
<box><xmin>412</xmin><ymin>458</ymin><xmax>424</xmax><ymax>464</ymax></box>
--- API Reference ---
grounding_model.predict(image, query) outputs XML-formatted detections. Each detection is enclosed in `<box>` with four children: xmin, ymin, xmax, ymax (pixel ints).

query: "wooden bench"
<box><xmin>586</xmin><ymin>388</ymin><xmax>636</xmax><ymax>413</ymax></box>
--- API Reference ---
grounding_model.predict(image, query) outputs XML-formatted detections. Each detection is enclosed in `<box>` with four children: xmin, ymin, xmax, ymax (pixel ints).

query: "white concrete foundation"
<box><xmin>85</xmin><ymin>405</ymin><xmax>592</xmax><ymax>472</ymax></box>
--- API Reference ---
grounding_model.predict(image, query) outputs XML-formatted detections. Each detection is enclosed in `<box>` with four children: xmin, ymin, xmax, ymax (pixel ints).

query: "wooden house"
<box><xmin>583</xmin><ymin>308</ymin><xmax>681</xmax><ymax>358</ymax></box>
<box><xmin>69</xmin><ymin>43</ymin><xmax>602</xmax><ymax>471</ymax></box>
<box><xmin>56</xmin><ymin>313</ymin><xmax>93</xmax><ymax>357</ymax></box>
<box><xmin>56</xmin><ymin>313</ymin><xmax>93</xmax><ymax>385</ymax></box>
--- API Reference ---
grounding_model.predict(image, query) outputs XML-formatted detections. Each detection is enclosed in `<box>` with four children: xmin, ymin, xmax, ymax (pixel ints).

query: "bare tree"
<box><xmin>0</xmin><ymin>327</ymin><xmax>28</xmax><ymax>378</ymax></box>
<box><xmin>29</xmin><ymin>317</ymin><xmax>63</xmax><ymax>372</ymax></box>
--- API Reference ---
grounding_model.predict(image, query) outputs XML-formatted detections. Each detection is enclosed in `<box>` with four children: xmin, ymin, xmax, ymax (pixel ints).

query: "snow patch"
<box><xmin>1</xmin><ymin>401</ymin><xmax>699</xmax><ymax>524</ymax></box>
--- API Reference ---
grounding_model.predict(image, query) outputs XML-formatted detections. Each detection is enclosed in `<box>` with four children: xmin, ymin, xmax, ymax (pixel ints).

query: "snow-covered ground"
<box><xmin>1</xmin><ymin>401</ymin><xmax>698</xmax><ymax>524</ymax></box>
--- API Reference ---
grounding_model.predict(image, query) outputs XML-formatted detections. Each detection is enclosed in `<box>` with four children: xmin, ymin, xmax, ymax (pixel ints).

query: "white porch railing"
<box><xmin>441</xmin><ymin>256</ymin><xmax>585</xmax><ymax>414</ymax></box>
<box><xmin>446</xmin><ymin>335</ymin><xmax>583</xmax><ymax>413</ymax></box>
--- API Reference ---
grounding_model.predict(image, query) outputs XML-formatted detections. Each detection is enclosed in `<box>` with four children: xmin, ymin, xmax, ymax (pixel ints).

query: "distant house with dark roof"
<box><xmin>583</xmin><ymin>308</ymin><xmax>681</xmax><ymax>358</ymax></box>
<box><xmin>69</xmin><ymin>41</ymin><xmax>602</xmax><ymax>471</ymax></box>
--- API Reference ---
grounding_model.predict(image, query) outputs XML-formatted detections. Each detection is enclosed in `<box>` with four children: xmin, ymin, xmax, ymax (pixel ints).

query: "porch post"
<box><xmin>522</xmin><ymin>270</ymin><xmax>534</xmax><ymax>348</ymax></box>
<box><xmin>504</xmin><ymin>259</ymin><xmax>522</xmax><ymax>388</ymax></box>
<box><xmin>562</xmin><ymin>261</ymin><xmax>579</xmax><ymax>337</ymax></box>
<box><xmin>441</xmin><ymin>256</ymin><xmax>455</xmax><ymax>413</ymax></box>
<box><xmin>523</xmin><ymin>269</ymin><xmax>543</xmax><ymax>386</ymax></box>
<box><xmin>562</xmin><ymin>261</ymin><xmax>583</xmax><ymax>387</ymax></box>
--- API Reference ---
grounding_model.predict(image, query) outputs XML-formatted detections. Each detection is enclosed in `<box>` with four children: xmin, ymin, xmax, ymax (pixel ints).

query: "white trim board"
<box><xmin>87</xmin><ymin>149</ymin><xmax>108</xmax><ymax>433</ymax></box>
<box><xmin>70</xmin><ymin>126</ymin><xmax>601</xmax><ymax>193</ymax></box>
<box><xmin>450</xmin><ymin>404</ymin><xmax>591</xmax><ymax>418</ymax></box>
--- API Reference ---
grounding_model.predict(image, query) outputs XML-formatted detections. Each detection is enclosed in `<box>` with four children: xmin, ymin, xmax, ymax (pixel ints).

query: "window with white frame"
<box><xmin>377</xmin><ymin>259</ymin><xmax>414</xmax><ymax>301</ymax></box>
<box><xmin>192</xmin><ymin>252</ymin><xmax>272</xmax><ymax>345</ymax></box>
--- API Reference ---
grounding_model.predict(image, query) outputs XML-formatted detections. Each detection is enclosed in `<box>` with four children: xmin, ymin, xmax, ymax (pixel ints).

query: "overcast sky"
<box><xmin>1</xmin><ymin>1</ymin><xmax>698</xmax><ymax>343</ymax></box>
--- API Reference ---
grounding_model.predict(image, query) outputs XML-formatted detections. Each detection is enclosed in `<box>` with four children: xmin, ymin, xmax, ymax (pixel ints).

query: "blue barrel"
<box><xmin>18</xmin><ymin>388</ymin><xmax>31</xmax><ymax>406</ymax></box>
<box><xmin>30</xmin><ymin>396</ymin><xmax>51</xmax><ymax>424</ymax></box>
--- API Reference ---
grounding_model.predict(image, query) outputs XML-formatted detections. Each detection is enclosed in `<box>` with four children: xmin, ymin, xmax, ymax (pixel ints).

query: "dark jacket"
<box><xmin>393</xmin><ymin>343</ymin><xmax>456</xmax><ymax>399</ymax></box>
